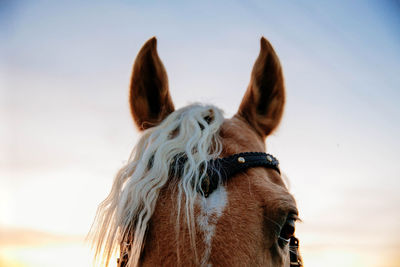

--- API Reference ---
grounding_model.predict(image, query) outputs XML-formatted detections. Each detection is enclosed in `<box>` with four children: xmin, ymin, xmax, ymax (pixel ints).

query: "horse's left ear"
<box><xmin>237</xmin><ymin>37</ymin><xmax>285</xmax><ymax>137</ymax></box>
<box><xmin>130</xmin><ymin>37</ymin><xmax>175</xmax><ymax>130</ymax></box>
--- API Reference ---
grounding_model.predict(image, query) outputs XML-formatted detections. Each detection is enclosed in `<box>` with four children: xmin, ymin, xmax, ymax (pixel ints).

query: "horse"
<box><xmin>89</xmin><ymin>36</ymin><xmax>302</xmax><ymax>267</ymax></box>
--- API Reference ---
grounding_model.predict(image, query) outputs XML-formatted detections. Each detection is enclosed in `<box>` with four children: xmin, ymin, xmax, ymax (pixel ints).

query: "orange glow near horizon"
<box><xmin>0</xmin><ymin>241</ymin><xmax>95</xmax><ymax>267</ymax></box>
<box><xmin>1</xmin><ymin>235</ymin><xmax>399</xmax><ymax>267</ymax></box>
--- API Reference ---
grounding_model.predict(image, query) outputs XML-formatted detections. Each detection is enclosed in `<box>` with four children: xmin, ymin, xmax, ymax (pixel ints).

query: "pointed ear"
<box><xmin>237</xmin><ymin>37</ymin><xmax>285</xmax><ymax>137</ymax></box>
<box><xmin>129</xmin><ymin>37</ymin><xmax>175</xmax><ymax>130</ymax></box>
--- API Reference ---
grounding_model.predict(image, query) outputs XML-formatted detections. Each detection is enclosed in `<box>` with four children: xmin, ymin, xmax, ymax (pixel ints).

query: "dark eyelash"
<box><xmin>288</xmin><ymin>213</ymin><xmax>301</xmax><ymax>222</ymax></box>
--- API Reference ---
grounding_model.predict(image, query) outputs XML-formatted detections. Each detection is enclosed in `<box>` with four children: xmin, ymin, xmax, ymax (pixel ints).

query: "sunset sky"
<box><xmin>1</xmin><ymin>1</ymin><xmax>400</xmax><ymax>266</ymax></box>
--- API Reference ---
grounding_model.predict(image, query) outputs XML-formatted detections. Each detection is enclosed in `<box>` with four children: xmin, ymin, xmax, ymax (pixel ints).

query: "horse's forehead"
<box><xmin>219</xmin><ymin>117</ymin><xmax>266</xmax><ymax>154</ymax></box>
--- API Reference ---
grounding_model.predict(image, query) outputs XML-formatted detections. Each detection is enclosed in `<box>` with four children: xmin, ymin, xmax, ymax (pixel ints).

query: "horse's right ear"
<box><xmin>130</xmin><ymin>37</ymin><xmax>175</xmax><ymax>131</ymax></box>
<box><xmin>237</xmin><ymin>37</ymin><xmax>285</xmax><ymax>138</ymax></box>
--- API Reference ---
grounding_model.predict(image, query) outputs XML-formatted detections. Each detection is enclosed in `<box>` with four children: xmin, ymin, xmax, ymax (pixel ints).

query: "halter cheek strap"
<box><xmin>290</xmin><ymin>236</ymin><xmax>303</xmax><ymax>266</ymax></box>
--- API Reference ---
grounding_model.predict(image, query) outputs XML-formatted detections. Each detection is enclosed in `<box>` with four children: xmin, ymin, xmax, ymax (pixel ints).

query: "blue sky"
<box><xmin>1</xmin><ymin>1</ymin><xmax>400</xmax><ymax>266</ymax></box>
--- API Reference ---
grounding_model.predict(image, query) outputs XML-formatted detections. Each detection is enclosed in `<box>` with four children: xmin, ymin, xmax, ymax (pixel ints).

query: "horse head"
<box><xmin>90</xmin><ymin>37</ymin><xmax>302</xmax><ymax>267</ymax></box>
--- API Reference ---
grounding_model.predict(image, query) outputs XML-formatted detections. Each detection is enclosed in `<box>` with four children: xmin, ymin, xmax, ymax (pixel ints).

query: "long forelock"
<box><xmin>89</xmin><ymin>104</ymin><xmax>224</xmax><ymax>267</ymax></box>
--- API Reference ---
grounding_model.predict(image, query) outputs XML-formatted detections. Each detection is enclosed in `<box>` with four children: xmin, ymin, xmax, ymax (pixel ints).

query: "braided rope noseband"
<box><xmin>199</xmin><ymin>152</ymin><xmax>280</xmax><ymax>197</ymax></box>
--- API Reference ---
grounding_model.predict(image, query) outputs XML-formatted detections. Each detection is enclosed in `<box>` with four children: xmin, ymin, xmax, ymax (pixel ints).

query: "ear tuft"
<box><xmin>146</xmin><ymin>36</ymin><xmax>157</xmax><ymax>48</ymax></box>
<box><xmin>260</xmin><ymin>36</ymin><xmax>268</xmax><ymax>50</ymax></box>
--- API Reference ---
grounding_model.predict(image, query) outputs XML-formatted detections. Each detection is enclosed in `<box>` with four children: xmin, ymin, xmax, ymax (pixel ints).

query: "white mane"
<box><xmin>89</xmin><ymin>104</ymin><xmax>224</xmax><ymax>267</ymax></box>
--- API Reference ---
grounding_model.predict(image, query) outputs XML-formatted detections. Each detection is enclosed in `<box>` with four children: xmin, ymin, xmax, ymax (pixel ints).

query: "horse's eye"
<box><xmin>279</xmin><ymin>218</ymin><xmax>295</xmax><ymax>241</ymax></box>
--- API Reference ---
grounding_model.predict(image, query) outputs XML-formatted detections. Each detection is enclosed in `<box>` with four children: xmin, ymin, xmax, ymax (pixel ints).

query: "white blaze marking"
<box><xmin>197</xmin><ymin>186</ymin><xmax>228</xmax><ymax>266</ymax></box>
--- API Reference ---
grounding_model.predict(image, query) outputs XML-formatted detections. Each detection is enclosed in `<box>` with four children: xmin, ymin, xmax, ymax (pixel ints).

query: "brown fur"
<box><xmin>238</xmin><ymin>37</ymin><xmax>285</xmax><ymax>137</ymax></box>
<box><xmin>125</xmin><ymin>37</ymin><xmax>298</xmax><ymax>266</ymax></box>
<box><xmin>130</xmin><ymin>37</ymin><xmax>175</xmax><ymax>130</ymax></box>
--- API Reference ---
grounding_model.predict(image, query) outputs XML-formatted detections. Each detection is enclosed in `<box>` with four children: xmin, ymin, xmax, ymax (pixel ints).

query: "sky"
<box><xmin>1</xmin><ymin>0</ymin><xmax>400</xmax><ymax>266</ymax></box>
